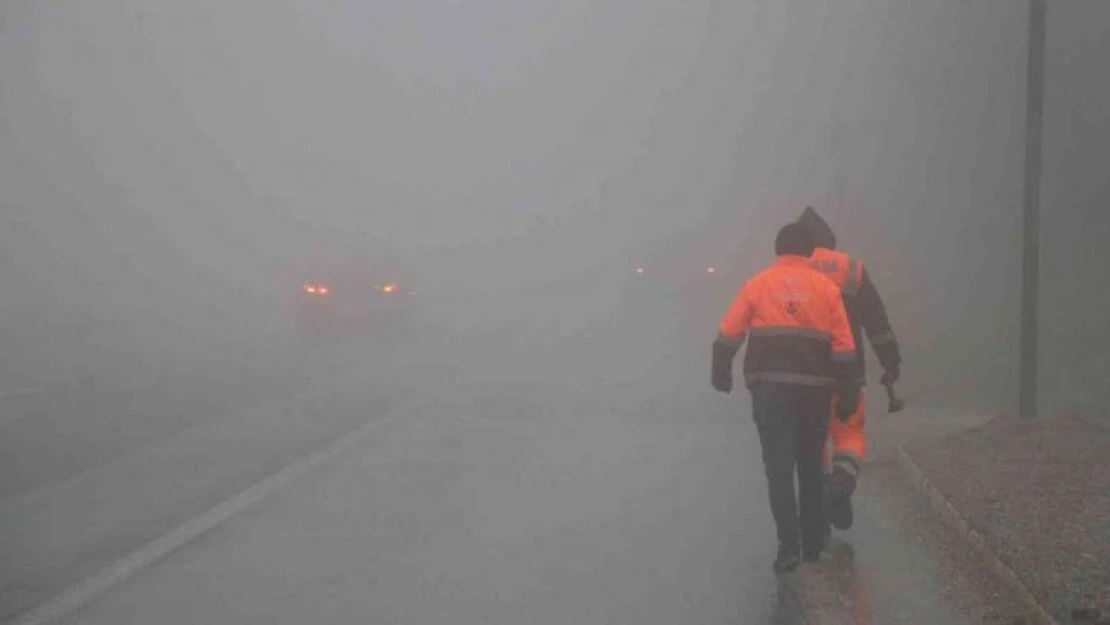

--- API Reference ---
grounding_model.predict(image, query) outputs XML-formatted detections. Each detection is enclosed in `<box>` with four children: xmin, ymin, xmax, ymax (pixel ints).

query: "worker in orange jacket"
<box><xmin>796</xmin><ymin>207</ymin><xmax>903</xmax><ymax>534</ymax></box>
<box><xmin>712</xmin><ymin>223</ymin><xmax>859</xmax><ymax>573</ymax></box>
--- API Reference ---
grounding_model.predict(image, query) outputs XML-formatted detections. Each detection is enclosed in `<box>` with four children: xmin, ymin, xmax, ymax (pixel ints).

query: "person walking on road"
<box><xmin>795</xmin><ymin>207</ymin><xmax>903</xmax><ymax>534</ymax></box>
<box><xmin>712</xmin><ymin>222</ymin><xmax>860</xmax><ymax>573</ymax></box>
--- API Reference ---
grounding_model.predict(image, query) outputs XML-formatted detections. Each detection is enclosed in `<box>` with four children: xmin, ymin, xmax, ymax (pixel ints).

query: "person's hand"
<box><xmin>711</xmin><ymin>341</ymin><xmax>738</xmax><ymax>394</ymax></box>
<box><xmin>880</xmin><ymin>365</ymin><xmax>900</xmax><ymax>386</ymax></box>
<box><xmin>836</xmin><ymin>387</ymin><xmax>859</xmax><ymax>421</ymax></box>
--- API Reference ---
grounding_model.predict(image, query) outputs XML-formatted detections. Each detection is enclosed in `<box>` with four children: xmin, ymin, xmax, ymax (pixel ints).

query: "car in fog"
<box><xmin>295</xmin><ymin>269</ymin><xmax>415</xmax><ymax>341</ymax></box>
<box><xmin>627</xmin><ymin>261</ymin><xmax>728</xmax><ymax>296</ymax></box>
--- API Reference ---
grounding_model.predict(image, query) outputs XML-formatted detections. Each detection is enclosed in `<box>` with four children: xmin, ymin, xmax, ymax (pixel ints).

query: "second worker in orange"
<box><xmin>796</xmin><ymin>207</ymin><xmax>903</xmax><ymax>536</ymax></box>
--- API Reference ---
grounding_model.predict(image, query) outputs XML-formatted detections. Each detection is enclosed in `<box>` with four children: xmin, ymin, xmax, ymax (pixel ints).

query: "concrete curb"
<box><xmin>895</xmin><ymin>444</ymin><xmax>1061</xmax><ymax>625</ymax></box>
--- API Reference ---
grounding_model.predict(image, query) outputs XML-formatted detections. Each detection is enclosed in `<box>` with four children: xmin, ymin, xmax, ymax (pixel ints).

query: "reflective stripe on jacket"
<box><xmin>716</xmin><ymin>255</ymin><xmax>857</xmax><ymax>389</ymax></box>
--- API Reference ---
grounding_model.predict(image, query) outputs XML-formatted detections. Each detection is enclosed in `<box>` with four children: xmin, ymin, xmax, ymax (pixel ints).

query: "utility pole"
<box><xmin>1020</xmin><ymin>0</ymin><xmax>1047</xmax><ymax>419</ymax></box>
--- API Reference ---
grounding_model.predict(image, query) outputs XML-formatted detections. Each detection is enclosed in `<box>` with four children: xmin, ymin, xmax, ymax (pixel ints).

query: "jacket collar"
<box><xmin>776</xmin><ymin>254</ymin><xmax>811</xmax><ymax>267</ymax></box>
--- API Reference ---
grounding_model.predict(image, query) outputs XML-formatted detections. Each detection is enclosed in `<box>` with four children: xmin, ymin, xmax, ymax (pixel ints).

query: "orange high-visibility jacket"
<box><xmin>716</xmin><ymin>255</ymin><xmax>857</xmax><ymax>388</ymax></box>
<box><xmin>809</xmin><ymin>247</ymin><xmax>901</xmax><ymax>381</ymax></box>
<box><xmin>810</xmin><ymin>247</ymin><xmax>864</xmax><ymax>297</ymax></box>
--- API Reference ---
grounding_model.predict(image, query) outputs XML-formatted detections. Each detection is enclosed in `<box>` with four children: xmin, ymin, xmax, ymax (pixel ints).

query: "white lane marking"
<box><xmin>410</xmin><ymin>410</ymin><xmax>574</xmax><ymax>430</ymax></box>
<box><xmin>3</xmin><ymin>371</ymin><xmax>413</xmax><ymax>508</ymax></box>
<box><xmin>5</xmin><ymin>396</ymin><xmax>433</xmax><ymax>625</ymax></box>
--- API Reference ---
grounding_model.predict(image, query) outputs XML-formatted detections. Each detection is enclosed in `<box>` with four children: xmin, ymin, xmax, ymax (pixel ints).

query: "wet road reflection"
<box><xmin>828</xmin><ymin>540</ymin><xmax>875</xmax><ymax>625</ymax></box>
<box><xmin>764</xmin><ymin>532</ymin><xmax>950</xmax><ymax>624</ymax></box>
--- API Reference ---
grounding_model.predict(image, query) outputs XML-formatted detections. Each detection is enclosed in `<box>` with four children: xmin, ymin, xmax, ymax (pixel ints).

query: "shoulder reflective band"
<box><xmin>748</xmin><ymin>326</ymin><xmax>832</xmax><ymax>341</ymax></box>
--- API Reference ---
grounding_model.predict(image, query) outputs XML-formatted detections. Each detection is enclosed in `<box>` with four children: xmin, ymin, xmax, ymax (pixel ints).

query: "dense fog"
<box><xmin>1</xmin><ymin>0</ymin><xmax>1107</xmax><ymax>411</ymax></box>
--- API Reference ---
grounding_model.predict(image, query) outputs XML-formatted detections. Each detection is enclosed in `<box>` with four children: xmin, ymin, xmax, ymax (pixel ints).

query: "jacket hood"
<box><xmin>796</xmin><ymin>207</ymin><xmax>837</xmax><ymax>250</ymax></box>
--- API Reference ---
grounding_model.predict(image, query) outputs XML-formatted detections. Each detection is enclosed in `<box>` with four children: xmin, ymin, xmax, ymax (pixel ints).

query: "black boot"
<box><xmin>773</xmin><ymin>542</ymin><xmax>801</xmax><ymax>574</ymax></box>
<box><xmin>827</xmin><ymin>468</ymin><xmax>856</xmax><ymax>531</ymax></box>
<box><xmin>830</xmin><ymin>496</ymin><xmax>854</xmax><ymax>531</ymax></box>
<box><xmin>810</xmin><ymin>522</ymin><xmax>831</xmax><ymax>559</ymax></box>
<box><xmin>802</xmin><ymin>525</ymin><xmax>829</xmax><ymax>562</ymax></box>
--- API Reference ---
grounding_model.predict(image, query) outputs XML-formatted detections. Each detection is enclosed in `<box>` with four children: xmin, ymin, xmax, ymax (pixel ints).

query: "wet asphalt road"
<box><xmin>0</xmin><ymin>327</ymin><xmax>431</xmax><ymax>621</ymax></box>
<box><xmin>2</xmin><ymin>293</ymin><xmax>1001</xmax><ymax>624</ymax></box>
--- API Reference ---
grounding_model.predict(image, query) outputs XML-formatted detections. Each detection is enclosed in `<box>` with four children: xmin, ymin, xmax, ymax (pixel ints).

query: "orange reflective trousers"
<box><xmin>824</xmin><ymin>392</ymin><xmax>866</xmax><ymax>478</ymax></box>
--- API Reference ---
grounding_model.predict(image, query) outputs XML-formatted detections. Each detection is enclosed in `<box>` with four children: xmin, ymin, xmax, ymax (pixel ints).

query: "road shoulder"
<box><xmin>900</xmin><ymin>409</ymin><xmax>1110</xmax><ymax>624</ymax></box>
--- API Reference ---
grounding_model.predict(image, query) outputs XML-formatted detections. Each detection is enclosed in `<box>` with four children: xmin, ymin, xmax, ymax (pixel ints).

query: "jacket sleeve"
<box><xmin>712</xmin><ymin>281</ymin><xmax>755</xmax><ymax>380</ymax></box>
<box><xmin>717</xmin><ymin>280</ymin><xmax>754</xmax><ymax>348</ymax></box>
<box><xmin>857</xmin><ymin>268</ymin><xmax>902</xmax><ymax>372</ymax></box>
<box><xmin>826</xmin><ymin>279</ymin><xmax>859</xmax><ymax>387</ymax></box>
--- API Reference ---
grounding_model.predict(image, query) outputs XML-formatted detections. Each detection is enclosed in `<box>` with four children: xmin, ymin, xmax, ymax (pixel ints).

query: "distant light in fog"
<box><xmin>706</xmin><ymin>267</ymin><xmax>716</xmax><ymax>274</ymax></box>
<box><xmin>636</xmin><ymin>267</ymin><xmax>645</xmax><ymax>274</ymax></box>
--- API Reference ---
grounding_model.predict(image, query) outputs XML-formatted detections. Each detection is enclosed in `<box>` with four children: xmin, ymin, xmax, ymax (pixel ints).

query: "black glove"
<box><xmin>712</xmin><ymin>371</ymin><xmax>732</xmax><ymax>394</ymax></box>
<box><xmin>711</xmin><ymin>341</ymin><xmax>738</xmax><ymax>394</ymax></box>
<box><xmin>880</xmin><ymin>365</ymin><xmax>900</xmax><ymax>386</ymax></box>
<box><xmin>836</xmin><ymin>386</ymin><xmax>860</xmax><ymax>422</ymax></box>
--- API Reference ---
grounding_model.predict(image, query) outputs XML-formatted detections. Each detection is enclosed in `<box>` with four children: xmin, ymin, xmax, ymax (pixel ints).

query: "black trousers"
<box><xmin>750</xmin><ymin>383</ymin><xmax>830</xmax><ymax>552</ymax></box>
